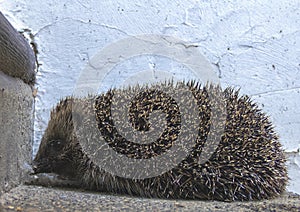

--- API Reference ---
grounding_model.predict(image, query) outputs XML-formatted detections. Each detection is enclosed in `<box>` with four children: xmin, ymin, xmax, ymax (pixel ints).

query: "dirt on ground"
<box><xmin>0</xmin><ymin>185</ymin><xmax>299</xmax><ymax>212</ymax></box>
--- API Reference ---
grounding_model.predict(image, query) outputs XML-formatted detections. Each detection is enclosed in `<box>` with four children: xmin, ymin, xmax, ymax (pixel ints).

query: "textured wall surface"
<box><xmin>0</xmin><ymin>0</ymin><xmax>299</xmax><ymax>193</ymax></box>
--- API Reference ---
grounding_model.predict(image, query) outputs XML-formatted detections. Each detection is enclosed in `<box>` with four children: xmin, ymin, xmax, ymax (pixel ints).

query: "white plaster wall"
<box><xmin>0</xmin><ymin>0</ymin><xmax>299</xmax><ymax>194</ymax></box>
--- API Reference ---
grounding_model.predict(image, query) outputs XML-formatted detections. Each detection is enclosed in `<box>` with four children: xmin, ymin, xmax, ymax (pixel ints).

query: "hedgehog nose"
<box><xmin>31</xmin><ymin>161</ymin><xmax>39</xmax><ymax>175</ymax></box>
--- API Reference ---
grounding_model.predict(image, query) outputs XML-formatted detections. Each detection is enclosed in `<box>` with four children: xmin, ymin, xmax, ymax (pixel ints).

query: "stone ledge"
<box><xmin>0</xmin><ymin>185</ymin><xmax>299</xmax><ymax>212</ymax></box>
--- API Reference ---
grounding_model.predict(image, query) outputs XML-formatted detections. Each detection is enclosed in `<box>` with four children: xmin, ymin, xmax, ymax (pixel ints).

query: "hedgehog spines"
<box><xmin>33</xmin><ymin>80</ymin><xmax>288</xmax><ymax>201</ymax></box>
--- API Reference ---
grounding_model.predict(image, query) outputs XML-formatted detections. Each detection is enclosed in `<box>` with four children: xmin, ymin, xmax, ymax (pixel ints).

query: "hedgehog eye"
<box><xmin>49</xmin><ymin>140</ymin><xmax>63</xmax><ymax>150</ymax></box>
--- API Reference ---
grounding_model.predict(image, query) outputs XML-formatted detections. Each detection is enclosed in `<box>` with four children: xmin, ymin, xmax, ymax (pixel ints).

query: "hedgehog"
<box><xmin>32</xmin><ymin>81</ymin><xmax>288</xmax><ymax>201</ymax></box>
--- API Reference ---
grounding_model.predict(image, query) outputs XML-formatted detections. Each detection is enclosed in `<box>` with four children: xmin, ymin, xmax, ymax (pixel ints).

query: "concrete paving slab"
<box><xmin>0</xmin><ymin>185</ymin><xmax>299</xmax><ymax>212</ymax></box>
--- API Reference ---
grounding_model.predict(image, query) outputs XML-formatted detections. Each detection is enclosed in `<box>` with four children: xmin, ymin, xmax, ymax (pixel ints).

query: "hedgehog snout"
<box><xmin>31</xmin><ymin>158</ymin><xmax>51</xmax><ymax>175</ymax></box>
<box><xmin>31</xmin><ymin>163</ymin><xmax>40</xmax><ymax>175</ymax></box>
<box><xmin>31</xmin><ymin>159</ymin><xmax>43</xmax><ymax>174</ymax></box>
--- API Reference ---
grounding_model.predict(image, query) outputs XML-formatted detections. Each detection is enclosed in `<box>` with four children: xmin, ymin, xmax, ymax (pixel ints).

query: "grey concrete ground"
<box><xmin>0</xmin><ymin>185</ymin><xmax>299</xmax><ymax>212</ymax></box>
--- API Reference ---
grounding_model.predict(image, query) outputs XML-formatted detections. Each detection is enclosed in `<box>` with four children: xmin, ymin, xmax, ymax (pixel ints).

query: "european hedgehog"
<box><xmin>33</xmin><ymin>81</ymin><xmax>288</xmax><ymax>201</ymax></box>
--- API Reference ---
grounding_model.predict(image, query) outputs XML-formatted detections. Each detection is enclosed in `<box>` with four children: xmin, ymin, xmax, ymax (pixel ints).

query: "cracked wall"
<box><xmin>0</xmin><ymin>0</ymin><xmax>299</xmax><ymax>194</ymax></box>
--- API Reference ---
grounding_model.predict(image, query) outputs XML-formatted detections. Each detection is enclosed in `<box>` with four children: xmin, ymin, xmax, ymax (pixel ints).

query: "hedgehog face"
<box><xmin>33</xmin><ymin>138</ymin><xmax>66</xmax><ymax>174</ymax></box>
<box><xmin>33</xmin><ymin>98</ymin><xmax>76</xmax><ymax>178</ymax></box>
<box><xmin>33</xmin><ymin>133</ymin><xmax>73</xmax><ymax>178</ymax></box>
